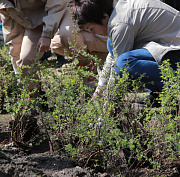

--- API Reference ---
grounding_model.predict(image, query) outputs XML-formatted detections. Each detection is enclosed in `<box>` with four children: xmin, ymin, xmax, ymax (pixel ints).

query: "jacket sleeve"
<box><xmin>98</xmin><ymin>52</ymin><xmax>119</xmax><ymax>86</ymax></box>
<box><xmin>42</xmin><ymin>0</ymin><xmax>67</xmax><ymax>38</ymax></box>
<box><xmin>111</xmin><ymin>23</ymin><xmax>134</xmax><ymax>58</ymax></box>
<box><xmin>98</xmin><ymin>23</ymin><xmax>134</xmax><ymax>86</ymax></box>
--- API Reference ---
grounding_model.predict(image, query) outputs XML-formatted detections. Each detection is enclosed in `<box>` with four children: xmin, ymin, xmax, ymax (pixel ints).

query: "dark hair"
<box><xmin>74</xmin><ymin>0</ymin><xmax>113</xmax><ymax>26</ymax></box>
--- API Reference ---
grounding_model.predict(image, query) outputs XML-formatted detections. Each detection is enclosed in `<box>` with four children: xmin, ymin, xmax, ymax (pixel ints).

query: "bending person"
<box><xmin>75</xmin><ymin>0</ymin><xmax>180</xmax><ymax>107</ymax></box>
<box><xmin>0</xmin><ymin>0</ymin><xmax>67</xmax><ymax>98</ymax></box>
<box><xmin>51</xmin><ymin>0</ymin><xmax>108</xmax><ymax>74</ymax></box>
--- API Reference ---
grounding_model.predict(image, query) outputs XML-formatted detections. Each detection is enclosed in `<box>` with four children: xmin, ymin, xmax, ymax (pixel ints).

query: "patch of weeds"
<box><xmin>1</xmin><ymin>43</ymin><xmax>180</xmax><ymax>177</ymax></box>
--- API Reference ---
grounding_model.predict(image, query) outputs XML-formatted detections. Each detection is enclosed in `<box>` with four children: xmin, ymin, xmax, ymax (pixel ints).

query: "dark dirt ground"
<box><xmin>0</xmin><ymin>112</ymin><xmax>110</xmax><ymax>177</ymax></box>
<box><xmin>1</xmin><ymin>110</ymin><xmax>180</xmax><ymax>177</ymax></box>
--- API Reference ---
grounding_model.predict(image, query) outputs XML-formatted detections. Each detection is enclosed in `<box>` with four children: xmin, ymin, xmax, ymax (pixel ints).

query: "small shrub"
<box><xmin>1</xmin><ymin>43</ymin><xmax>180</xmax><ymax>176</ymax></box>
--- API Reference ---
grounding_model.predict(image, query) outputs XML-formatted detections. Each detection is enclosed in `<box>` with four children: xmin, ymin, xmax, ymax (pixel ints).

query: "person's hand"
<box><xmin>92</xmin><ymin>86</ymin><xmax>105</xmax><ymax>100</ymax></box>
<box><xmin>36</xmin><ymin>36</ymin><xmax>51</xmax><ymax>52</ymax></box>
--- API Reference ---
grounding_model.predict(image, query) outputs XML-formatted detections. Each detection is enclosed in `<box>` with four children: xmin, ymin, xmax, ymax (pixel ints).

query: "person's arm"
<box><xmin>42</xmin><ymin>0</ymin><xmax>67</xmax><ymax>38</ymax></box>
<box><xmin>97</xmin><ymin>53</ymin><xmax>114</xmax><ymax>87</ymax></box>
<box><xmin>110</xmin><ymin>23</ymin><xmax>134</xmax><ymax>58</ymax></box>
<box><xmin>36</xmin><ymin>0</ymin><xmax>67</xmax><ymax>52</ymax></box>
<box><xmin>92</xmin><ymin>52</ymin><xmax>114</xmax><ymax>99</ymax></box>
<box><xmin>93</xmin><ymin>23</ymin><xmax>135</xmax><ymax>99</ymax></box>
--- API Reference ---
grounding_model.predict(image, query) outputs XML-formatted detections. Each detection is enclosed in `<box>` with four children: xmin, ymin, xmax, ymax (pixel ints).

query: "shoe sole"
<box><xmin>134</xmin><ymin>102</ymin><xmax>161</xmax><ymax>108</ymax></box>
<box><xmin>134</xmin><ymin>103</ymin><xmax>146</xmax><ymax>108</ymax></box>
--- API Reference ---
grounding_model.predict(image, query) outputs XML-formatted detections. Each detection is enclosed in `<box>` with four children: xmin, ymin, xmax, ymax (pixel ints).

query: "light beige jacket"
<box><xmin>0</xmin><ymin>0</ymin><xmax>67</xmax><ymax>39</ymax></box>
<box><xmin>99</xmin><ymin>0</ymin><xmax>180</xmax><ymax>86</ymax></box>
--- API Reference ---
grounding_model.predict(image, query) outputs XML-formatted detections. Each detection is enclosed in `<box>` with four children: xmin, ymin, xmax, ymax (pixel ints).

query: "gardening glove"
<box><xmin>92</xmin><ymin>86</ymin><xmax>105</xmax><ymax>100</ymax></box>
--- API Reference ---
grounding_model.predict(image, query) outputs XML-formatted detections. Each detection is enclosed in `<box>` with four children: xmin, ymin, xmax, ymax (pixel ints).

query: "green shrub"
<box><xmin>0</xmin><ymin>44</ymin><xmax>180</xmax><ymax>176</ymax></box>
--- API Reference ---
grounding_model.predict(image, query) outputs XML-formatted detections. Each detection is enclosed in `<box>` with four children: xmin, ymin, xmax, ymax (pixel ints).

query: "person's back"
<box><xmin>109</xmin><ymin>0</ymin><xmax>180</xmax><ymax>62</ymax></box>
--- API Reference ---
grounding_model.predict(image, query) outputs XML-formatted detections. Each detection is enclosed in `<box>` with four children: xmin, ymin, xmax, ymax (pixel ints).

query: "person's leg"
<box><xmin>112</xmin><ymin>46</ymin><xmax>180</xmax><ymax>107</ymax></box>
<box><xmin>56</xmin><ymin>7</ymin><xmax>88</xmax><ymax>64</ymax></box>
<box><xmin>107</xmin><ymin>38</ymin><xmax>164</xmax><ymax>92</ymax></box>
<box><xmin>16</xmin><ymin>25</ymin><xmax>44</xmax><ymax>93</ymax></box>
<box><xmin>1</xmin><ymin>14</ymin><xmax>24</xmax><ymax>75</ymax></box>
<box><xmin>107</xmin><ymin>38</ymin><xmax>180</xmax><ymax>93</ymax></box>
<box><xmin>115</xmin><ymin>48</ymin><xmax>163</xmax><ymax>93</ymax></box>
<box><xmin>51</xmin><ymin>34</ymin><xmax>67</xmax><ymax>56</ymax></box>
<box><xmin>39</xmin><ymin>50</ymin><xmax>52</xmax><ymax>63</ymax></box>
<box><xmin>55</xmin><ymin>53</ymin><xmax>67</xmax><ymax>67</ymax></box>
<box><xmin>115</xmin><ymin>49</ymin><xmax>180</xmax><ymax>93</ymax></box>
<box><xmin>52</xmin><ymin>7</ymin><xmax>108</xmax><ymax>68</ymax></box>
<box><xmin>2</xmin><ymin>18</ymin><xmax>43</xmax><ymax>143</ymax></box>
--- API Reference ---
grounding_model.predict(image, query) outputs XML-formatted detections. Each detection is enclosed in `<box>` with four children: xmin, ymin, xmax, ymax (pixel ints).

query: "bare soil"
<box><xmin>0</xmin><ymin>113</ymin><xmax>108</xmax><ymax>177</ymax></box>
<box><xmin>1</xmin><ymin>108</ymin><xmax>180</xmax><ymax>177</ymax></box>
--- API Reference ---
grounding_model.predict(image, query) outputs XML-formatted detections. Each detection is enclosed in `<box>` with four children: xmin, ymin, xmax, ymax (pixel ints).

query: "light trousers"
<box><xmin>1</xmin><ymin>12</ymin><xmax>43</xmax><ymax>90</ymax></box>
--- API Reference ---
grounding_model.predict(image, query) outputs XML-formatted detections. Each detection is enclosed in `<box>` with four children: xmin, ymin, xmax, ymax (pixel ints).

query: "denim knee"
<box><xmin>115</xmin><ymin>52</ymin><xmax>131</xmax><ymax>76</ymax></box>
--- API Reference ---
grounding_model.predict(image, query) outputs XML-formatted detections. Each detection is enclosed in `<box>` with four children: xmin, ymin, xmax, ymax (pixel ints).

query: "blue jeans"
<box><xmin>107</xmin><ymin>38</ymin><xmax>180</xmax><ymax>93</ymax></box>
